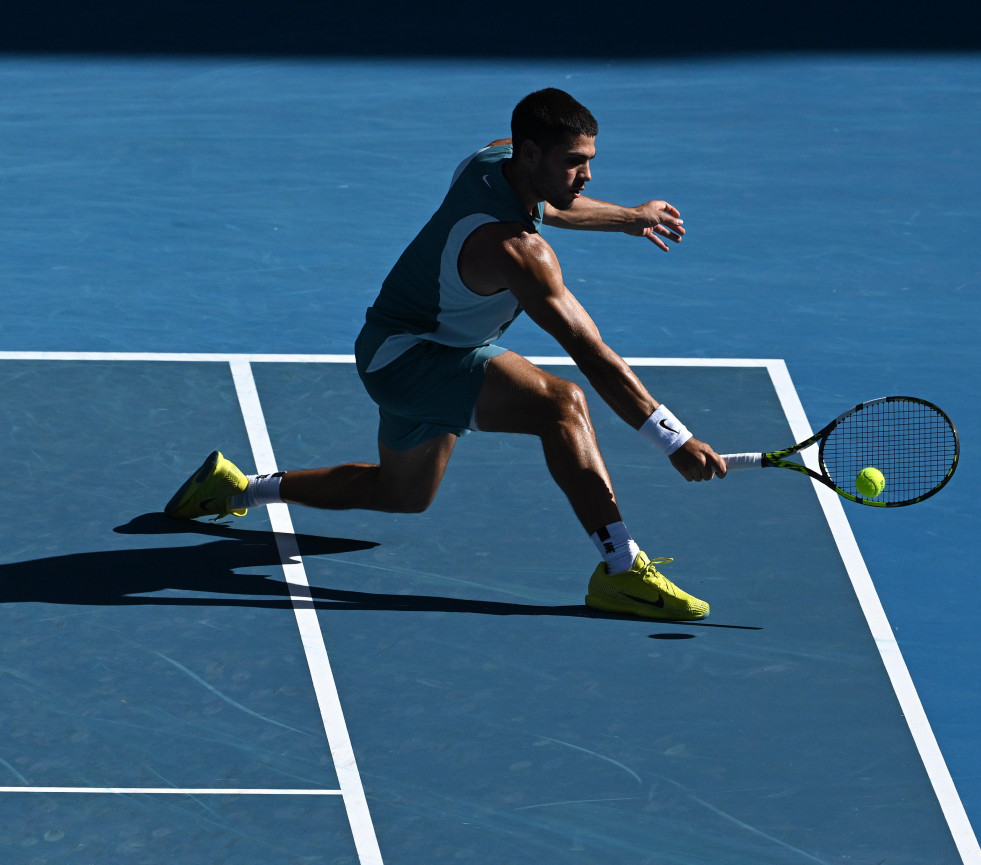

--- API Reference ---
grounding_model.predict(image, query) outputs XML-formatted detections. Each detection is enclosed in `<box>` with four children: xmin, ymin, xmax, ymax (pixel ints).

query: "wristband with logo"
<box><xmin>639</xmin><ymin>405</ymin><xmax>693</xmax><ymax>456</ymax></box>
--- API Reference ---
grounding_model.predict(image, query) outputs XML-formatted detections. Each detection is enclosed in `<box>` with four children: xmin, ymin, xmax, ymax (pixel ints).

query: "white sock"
<box><xmin>228</xmin><ymin>473</ymin><xmax>284</xmax><ymax>511</ymax></box>
<box><xmin>590</xmin><ymin>521</ymin><xmax>641</xmax><ymax>574</ymax></box>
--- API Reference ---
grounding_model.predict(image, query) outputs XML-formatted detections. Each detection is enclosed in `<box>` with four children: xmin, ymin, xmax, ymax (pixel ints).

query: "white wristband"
<box><xmin>639</xmin><ymin>405</ymin><xmax>693</xmax><ymax>456</ymax></box>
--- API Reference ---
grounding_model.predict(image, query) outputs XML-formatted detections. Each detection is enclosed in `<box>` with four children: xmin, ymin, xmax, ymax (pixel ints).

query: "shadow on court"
<box><xmin>0</xmin><ymin>513</ymin><xmax>760</xmax><ymax>628</ymax></box>
<box><xmin>0</xmin><ymin>513</ymin><xmax>597</xmax><ymax>617</ymax></box>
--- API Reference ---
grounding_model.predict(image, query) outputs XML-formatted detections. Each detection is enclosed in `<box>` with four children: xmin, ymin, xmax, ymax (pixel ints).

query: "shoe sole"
<box><xmin>585</xmin><ymin>591</ymin><xmax>709</xmax><ymax>621</ymax></box>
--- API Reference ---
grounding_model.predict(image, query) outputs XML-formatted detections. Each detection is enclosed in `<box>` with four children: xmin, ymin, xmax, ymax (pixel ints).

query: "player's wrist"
<box><xmin>639</xmin><ymin>405</ymin><xmax>693</xmax><ymax>455</ymax></box>
<box><xmin>622</xmin><ymin>204</ymin><xmax>647</xmax><ymax>234</ymax></box>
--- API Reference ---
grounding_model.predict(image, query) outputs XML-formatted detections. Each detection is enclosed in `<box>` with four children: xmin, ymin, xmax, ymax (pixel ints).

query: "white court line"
<box><xmin>0</xmin><ymin>351</ymin><xmax>358</xmax><ymax>363</ymax></box>
<box><xmin>0</xmin><ymin>351</ymin><xmax>777</xmax><ymax>367</ymax></box>
<box><xmin>0</xmin><ymin>352</ymin><xmax>974</xmax><ymax>863</ymax></box>
<box><xmin>229</xmin><ymin>359</ymin><xmax>383</xmax><ymax>865</ymax></box>
<box><xmin>0</xmin><ymin>787</ymin><xmax>342</xmax><ymax>796</ymax></box>
<box><xmin>765</xmin><ymin>360</ymin><xmax>981</xmax><ymax>865</ymax></box>
<box><xmin>529</xmin><ymin>356</ymin><xmax>780</xmax><ymax>368</ymax></box>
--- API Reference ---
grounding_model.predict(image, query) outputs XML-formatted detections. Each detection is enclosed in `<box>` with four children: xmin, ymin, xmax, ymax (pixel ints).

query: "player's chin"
<box><xmin>548</xmin><ymin>190</ymin><xmax>581</xmax><ymax>210</ymax></box>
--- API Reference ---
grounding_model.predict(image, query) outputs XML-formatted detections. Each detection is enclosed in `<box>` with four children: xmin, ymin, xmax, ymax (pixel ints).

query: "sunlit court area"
<box><xmin>1</xmin><ymin>4</ymin><xmax>979</xmax><ymax>863</ymax></box>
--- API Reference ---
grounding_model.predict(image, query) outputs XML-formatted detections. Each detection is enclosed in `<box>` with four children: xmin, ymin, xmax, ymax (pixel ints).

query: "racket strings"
<box><xmin>821</xmin><ymin>398</ymin><xmax>958</xmax><ymax>504</ymax></box>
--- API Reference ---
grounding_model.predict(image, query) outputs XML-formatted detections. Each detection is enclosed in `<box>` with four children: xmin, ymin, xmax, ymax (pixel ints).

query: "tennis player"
<box><xmin>166</xmin><ymin>88</ymin><xmax>727</xmax><ymax>620</ymax></box>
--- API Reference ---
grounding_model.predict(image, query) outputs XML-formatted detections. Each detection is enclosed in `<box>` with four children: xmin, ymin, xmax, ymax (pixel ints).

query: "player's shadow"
<box><xmin>0</xmin><ymin>513</ymin><xmax>592</xmax><ymax>617</ymax></box>
<box><xmin>0</xmin><ymin>513</ymin><xmax>757</xmax><ymax>628</ymax></box>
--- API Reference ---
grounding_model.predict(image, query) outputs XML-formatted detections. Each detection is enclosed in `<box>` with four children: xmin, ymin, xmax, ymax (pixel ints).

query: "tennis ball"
<box><xmin>855</xmin><ymin>466</ymin><xmax>886</xmax><ymax>498</ymax></box>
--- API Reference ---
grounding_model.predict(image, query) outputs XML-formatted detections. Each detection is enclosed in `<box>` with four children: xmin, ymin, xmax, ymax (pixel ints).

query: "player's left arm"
<box><xmin>543</xmin><ymin>197</ymin><xmax>685</xmax><ymax>251</ymax></box>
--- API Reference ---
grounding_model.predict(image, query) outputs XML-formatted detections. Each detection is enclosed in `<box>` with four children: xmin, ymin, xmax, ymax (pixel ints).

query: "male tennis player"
<box><xmin>166</xmin><ymin>88</ymin><xmax>727</xmax><ymax>620</ymax></box>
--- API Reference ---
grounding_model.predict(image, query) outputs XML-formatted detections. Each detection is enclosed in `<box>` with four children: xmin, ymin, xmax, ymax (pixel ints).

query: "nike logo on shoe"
<box><xmin>622</xmin><ymin>591</ymin><xmax>665</xmax><ymax>609</ymax></box>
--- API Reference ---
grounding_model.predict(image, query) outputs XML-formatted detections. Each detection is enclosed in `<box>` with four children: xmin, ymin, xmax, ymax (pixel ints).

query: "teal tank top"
<box><xmin>363</xmin><ymin>144</ymin><xmax>543</xmax><ymax>372</ymax></box>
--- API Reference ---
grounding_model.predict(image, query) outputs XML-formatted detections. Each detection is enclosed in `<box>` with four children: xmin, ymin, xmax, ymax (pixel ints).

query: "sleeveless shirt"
<box><xmin>362</xmin><ymin>144</ymin><xmax>544</xmax><ymax>372</ymax></box>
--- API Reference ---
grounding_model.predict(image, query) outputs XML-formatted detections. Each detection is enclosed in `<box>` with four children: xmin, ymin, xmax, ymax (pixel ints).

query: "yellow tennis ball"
<box><xmin>856</xmin><ymin>466</ymin><xmax>886</xmax><ymax>498</ymax></box>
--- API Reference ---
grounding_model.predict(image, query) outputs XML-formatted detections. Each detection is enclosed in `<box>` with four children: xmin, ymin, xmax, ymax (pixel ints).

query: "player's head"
<box><xmin>511</xmin><ymin>88</ymin><xmax>598</xmax><ymax>156</ymax></box>
<box><xmin>510</xmin><ymin>89</ymin><xmax>597</xmax><ymax>211</ymax></box>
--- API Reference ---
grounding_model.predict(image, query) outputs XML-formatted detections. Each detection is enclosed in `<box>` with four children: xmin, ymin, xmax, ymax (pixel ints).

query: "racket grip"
<box><xmin>720</xmin><ymin>453</ymin><xmax>764</xmax><ymax>470</ymax></box>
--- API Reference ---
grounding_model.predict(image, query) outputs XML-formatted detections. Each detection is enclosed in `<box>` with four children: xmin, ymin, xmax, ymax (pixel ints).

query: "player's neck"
<box><xmin>502</xmin><ymin>158</ymin><xmax>541</xmax><ymax>217</ymax></box>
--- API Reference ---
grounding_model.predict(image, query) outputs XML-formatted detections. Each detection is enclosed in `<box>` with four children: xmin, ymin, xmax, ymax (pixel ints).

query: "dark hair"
<box><xmin>511</xmin><ymin>88</ymin><xmax>598</xmax><ymax>154</ymax></box>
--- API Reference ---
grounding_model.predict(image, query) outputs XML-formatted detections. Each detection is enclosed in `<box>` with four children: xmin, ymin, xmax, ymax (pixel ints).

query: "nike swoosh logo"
<box><xmin>659</xmin><ymin>419</ymin><xmax>680</xmax><ymax>434</ymax></box>
<box><xmin>622</xmin><ymin>591</ymin><xmax>665</xmax><ymax>609</ymax></box>
<box><xmin>482</xmin><ymin>174</ymin><xmax>492</xmax><ymax>188</ymax></box>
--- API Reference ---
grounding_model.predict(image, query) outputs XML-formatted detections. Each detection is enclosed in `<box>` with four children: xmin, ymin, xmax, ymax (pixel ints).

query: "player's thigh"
<box><xmin>475</xmin><ymin>350</ymin><xmax>587</xmax><ymax>435</ymax></box>
<box><xmin>361</xmin><ymin>340</ymin><xmax>503</xmax><ymax>446</ymax></box>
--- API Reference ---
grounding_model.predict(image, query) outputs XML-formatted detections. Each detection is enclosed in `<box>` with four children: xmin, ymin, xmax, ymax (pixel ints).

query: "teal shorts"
<box><xmin>355</xmin><ymin>326</ymin><xmax>506</xmax><ymax>451</ymax></box>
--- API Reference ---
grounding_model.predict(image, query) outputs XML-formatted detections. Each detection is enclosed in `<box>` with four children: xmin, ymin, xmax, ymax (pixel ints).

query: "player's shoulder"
<box><xmin>465</xmin><ymin>221</ymin><xmax>557</xmax><ymax>277</ymax></box>
<box><xmin>470</xmin><ymin>220</ymin><xmax>548</xmax><ymax>253</ymax></box>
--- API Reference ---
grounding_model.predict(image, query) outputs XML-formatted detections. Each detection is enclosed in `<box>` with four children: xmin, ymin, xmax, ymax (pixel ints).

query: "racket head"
<box><xmin>817</xmin><ymin>396</ymin><xmax>959</xmax><ymax>507</ymax></box>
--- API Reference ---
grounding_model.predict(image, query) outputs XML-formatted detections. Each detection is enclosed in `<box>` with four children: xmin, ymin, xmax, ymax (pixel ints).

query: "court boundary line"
<box><xmin>0</xmin><ymin>787</ymin><xmax>342</xmax><ymax>795</ymax></box>
<box><xmin>765</xmin><ymin>361</ymin><xmax>981</xmax><ymax>865</ymax></box>
<box><xmin>229</xmin><ymin>359</ymin><xmax>383</xmax><ymax>865</ymax></box>
<box><xmin>0</xmin><ymin>350</ymin><xmax>975</xmax><ymax>864</ymax></box>
<box><xmin>0</xmin><ymin>351</ymin><xmax>777</xmax><ymax>366</ymax></box>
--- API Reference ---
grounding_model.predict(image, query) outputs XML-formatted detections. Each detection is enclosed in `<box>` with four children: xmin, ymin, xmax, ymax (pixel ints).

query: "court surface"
<box><xmin>1</xmin><ymin>52</ymin><xmax>979</xmax><ymax>865</ymax></box>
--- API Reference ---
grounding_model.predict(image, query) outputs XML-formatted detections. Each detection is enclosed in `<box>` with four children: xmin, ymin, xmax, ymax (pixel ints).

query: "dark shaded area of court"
<box><xmin>0</xmin><ymin>358</ymin><xmax>962</xmax><ymax>863</ymax></box>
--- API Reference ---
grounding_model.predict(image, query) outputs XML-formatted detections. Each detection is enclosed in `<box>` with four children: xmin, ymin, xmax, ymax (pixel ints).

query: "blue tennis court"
<box><xmin>1</xmin><ymin>34</ymin><xmax>979</xmax><ymax>865</ymax></box>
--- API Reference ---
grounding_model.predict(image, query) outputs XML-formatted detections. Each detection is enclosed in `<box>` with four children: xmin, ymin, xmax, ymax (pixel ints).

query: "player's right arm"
<box><xmin>459</xmin><ymin>224</ymin><xmax>725</xmax><ymax>480</ymax></box>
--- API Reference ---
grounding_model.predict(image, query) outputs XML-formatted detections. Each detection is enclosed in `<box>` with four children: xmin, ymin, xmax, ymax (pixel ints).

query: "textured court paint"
<box><xmin>1</xmin><ymin>52</ymin><xmax>978</xmax><ymax>861</ymax></box>
<box><xmin>0</xmin><ymin>792</ymin><xmax>357</xmax><ymax>862</ymax></box>
<box><xmin>0</xmin><ymin>353</ymin><xmax>967</xmax><ymax>864</ymax></box>
<box><xmin>253</xmin><ymin>357</ymin><xmax>965</xmax><ymax>864</ymax></box>
<box><xmin>0</xmin><ymin>361</ymin><xmax>342</xmax><ymax>789</ymax></box>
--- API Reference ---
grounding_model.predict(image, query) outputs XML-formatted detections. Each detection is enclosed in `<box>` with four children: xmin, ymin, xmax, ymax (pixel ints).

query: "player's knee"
<box><xmin>381</xmin><ymin>485</ymin><xmax>437</xmax><ymax>514</ymax></box>
<box><xmin>397</xmin><ymin>493</ymin><xmax>434</xmax><ymax>514</ymax></box>
<box><xmin>549</xmin><ymin>378</ymin><xmax>589</xmax><ymax>424</ymax></box>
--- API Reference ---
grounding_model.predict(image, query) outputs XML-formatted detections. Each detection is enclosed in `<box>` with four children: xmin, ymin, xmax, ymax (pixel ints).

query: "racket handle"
<box><xmin>720</xmin><ymin>453</ymin><xmax>764</xmax><ymax>470</ymax></box>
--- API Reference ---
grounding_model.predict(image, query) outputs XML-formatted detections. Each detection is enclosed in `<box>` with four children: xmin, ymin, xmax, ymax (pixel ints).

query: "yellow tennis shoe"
<box><xmin>164</xmin><ymin>451</ymin><xmax>249</xmax><ymax>519</ymax></box>
<box><xmin>585</xmin><ymin>552</ymin><xmax>710</xmax><ymax>621</ymax></box>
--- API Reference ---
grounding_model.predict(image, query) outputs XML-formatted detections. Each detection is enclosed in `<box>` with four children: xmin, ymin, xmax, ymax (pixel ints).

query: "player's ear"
<box><xmin>519</xmin><ymin>138</ymin><xmax>542</xmax><ymax>166</ymax></box>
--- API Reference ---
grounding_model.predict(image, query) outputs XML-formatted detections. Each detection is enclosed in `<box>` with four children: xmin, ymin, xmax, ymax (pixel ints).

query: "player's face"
<box><xmin>532</xmin><ymin>134</ymin><xmax>595</xmax><ymax>210</ymax></box>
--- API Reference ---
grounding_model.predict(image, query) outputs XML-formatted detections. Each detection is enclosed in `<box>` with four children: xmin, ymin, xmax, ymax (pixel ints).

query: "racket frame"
<box><xmin>726</xmin><ymin>396</ymin><xmax>959</xmax><ymax>508</ymax></box>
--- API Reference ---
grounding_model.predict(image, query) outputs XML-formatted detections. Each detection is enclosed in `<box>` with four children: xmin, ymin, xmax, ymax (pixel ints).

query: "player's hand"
<box><xmin>669</xmin><ymin>437</ymin><xmax>727</xmax><ymax>482</ymax></box>
<box><xmin>624</xmin><ymin>200</ymin><xmax>685</xmax><ymax>251</ymax></box>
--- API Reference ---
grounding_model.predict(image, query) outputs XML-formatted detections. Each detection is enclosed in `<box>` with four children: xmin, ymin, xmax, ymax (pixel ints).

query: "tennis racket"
<box><xmin>721</xmin><ymin>396</ymin><xmax>959</xmax><ymax>507</ymax></box>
